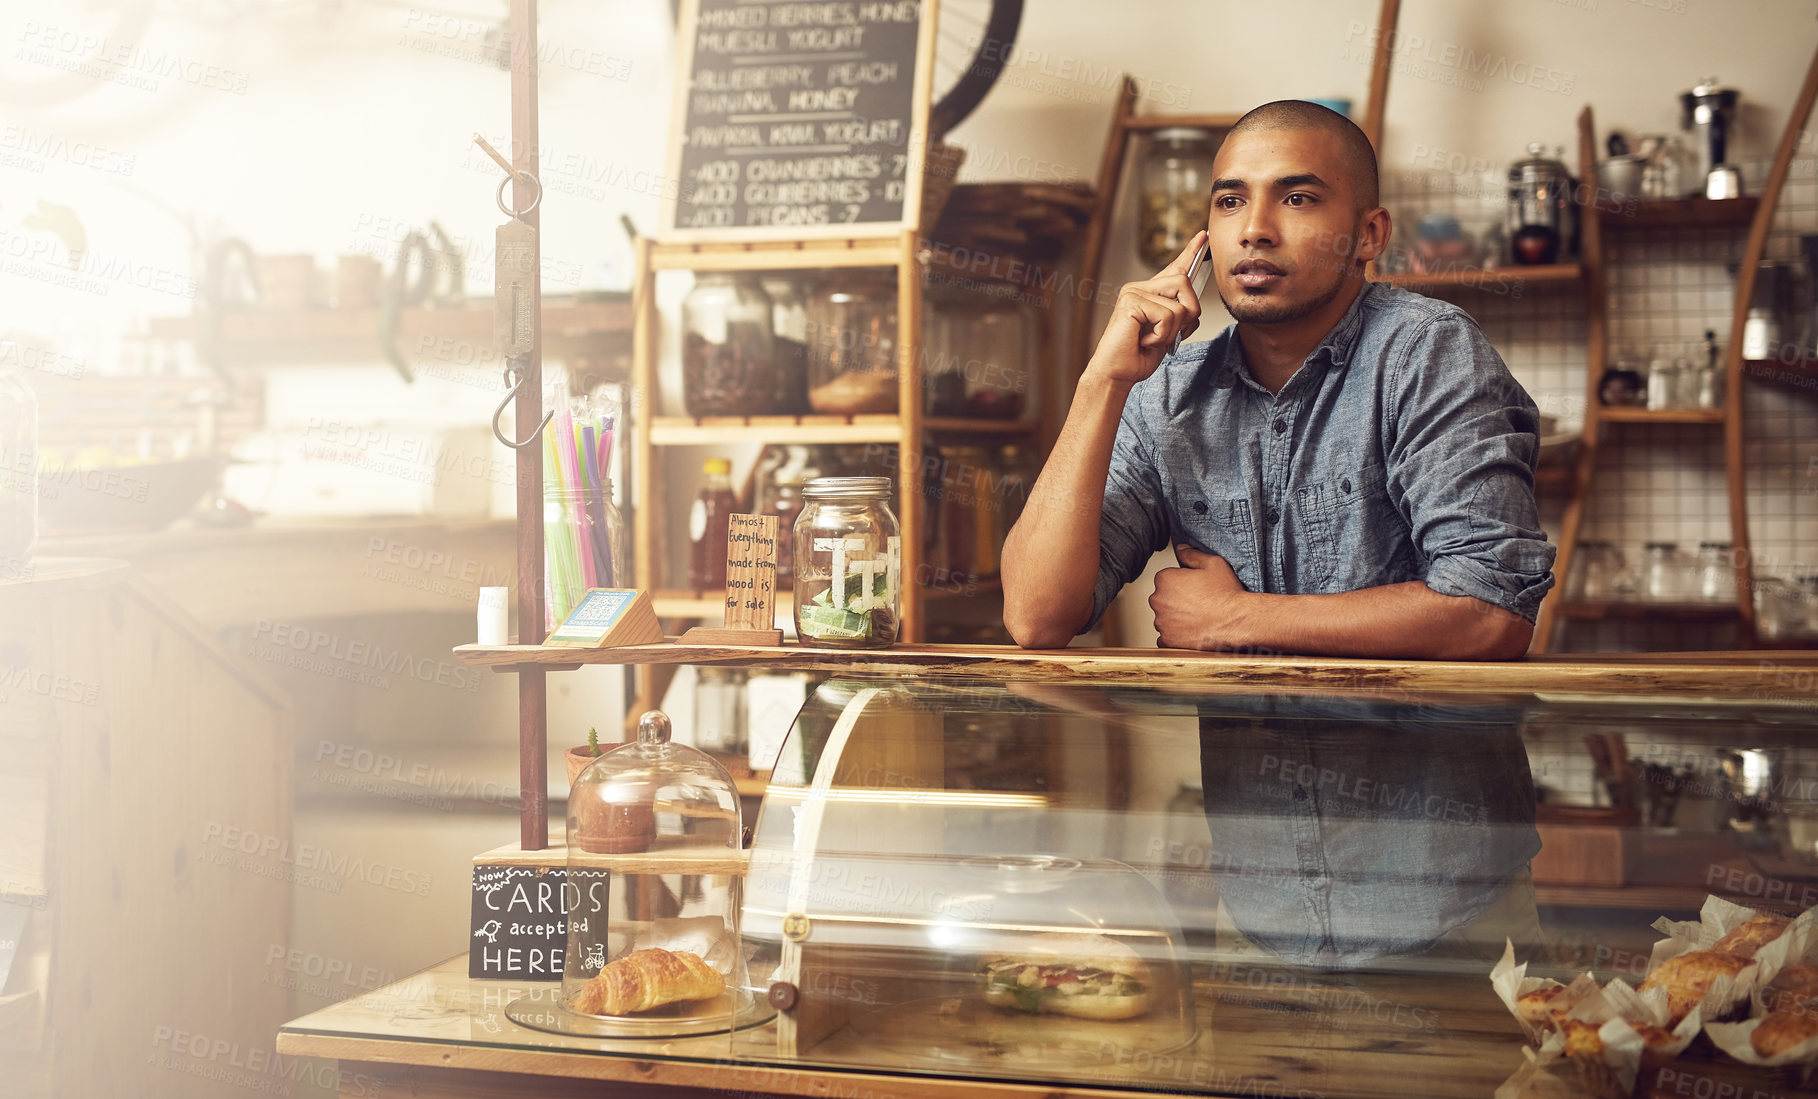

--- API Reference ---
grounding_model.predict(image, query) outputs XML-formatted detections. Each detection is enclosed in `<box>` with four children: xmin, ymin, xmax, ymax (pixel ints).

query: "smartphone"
<box><xmin>1172</xmin><ymin>241</ymin><xmax>1212</xmax><ymax>355</ymax></box>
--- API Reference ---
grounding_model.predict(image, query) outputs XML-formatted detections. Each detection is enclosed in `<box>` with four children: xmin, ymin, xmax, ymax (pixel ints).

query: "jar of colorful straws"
<box><xmin>543</xmin><ymin>398</ymin><xmax>628</xmax><ymax>631</ymax></box>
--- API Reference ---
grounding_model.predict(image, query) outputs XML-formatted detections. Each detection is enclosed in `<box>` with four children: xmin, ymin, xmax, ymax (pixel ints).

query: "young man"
<box><xmin>1002</xmin><ymin>100</ymin><xmax>1554</xmax><ymax>658</ymax></box>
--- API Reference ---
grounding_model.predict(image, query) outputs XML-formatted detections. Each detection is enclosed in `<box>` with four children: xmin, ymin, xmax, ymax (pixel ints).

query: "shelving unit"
<box><xmin>1377</xmin><ymin>263</ymin><xmax>1583</xmax><ymax>294</ymax></box>
<box><xmin>1535</xmin><ymin>46</ymin><xmax>1818</xmax><ymax>652</ymax></box>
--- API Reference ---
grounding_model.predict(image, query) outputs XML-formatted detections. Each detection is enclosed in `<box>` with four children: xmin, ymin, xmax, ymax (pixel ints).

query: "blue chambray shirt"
<box><xmin>1089</xmin><ymin>281</ymin><xmax>1556</xmax><ymax>632</ymax></box>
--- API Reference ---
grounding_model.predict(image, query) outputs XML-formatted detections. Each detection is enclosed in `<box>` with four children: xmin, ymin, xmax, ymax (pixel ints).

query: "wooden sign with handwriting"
<box><xmin>680</xmin><ymin>513</ymin><xmax>784</xmax><ymax>646</ymax></box>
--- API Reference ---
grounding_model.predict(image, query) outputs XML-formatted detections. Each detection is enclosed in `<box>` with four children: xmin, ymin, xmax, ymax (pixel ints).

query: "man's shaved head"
<box><xmin>1224</xmin><ymin>100</ymin><xmax>1379</xmax><ymax>212</ymax></box>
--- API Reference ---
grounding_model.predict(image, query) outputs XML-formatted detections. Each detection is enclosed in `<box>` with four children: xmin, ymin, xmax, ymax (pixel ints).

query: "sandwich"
<box><xmin>978</xmin><ymin>933</ymin><xmax>1153</xmax><ymax>1021</ymax></box>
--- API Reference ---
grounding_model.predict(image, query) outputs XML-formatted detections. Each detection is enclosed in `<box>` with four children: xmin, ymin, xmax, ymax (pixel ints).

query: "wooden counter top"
<box><xmin>454</xmin><ymin>639</ymin><xmax>1818</xmax><ymax>699</ymax></box>
<box><xmin>278</xmin><ymin>954</ymin><xmax>1532</xmax><ymax>1099</ymax></box>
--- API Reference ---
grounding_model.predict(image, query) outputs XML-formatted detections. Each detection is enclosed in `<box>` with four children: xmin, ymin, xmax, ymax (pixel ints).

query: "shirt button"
<box><xmin>1272</xmin><ymin>418</ymin><xmax>1288</xmax><ymax>435</ymax></box>
<box><xmin>1266</xmin><ymin>507</ymin><xmax>1281</xmax><ymax>526</ymax></box>
<box><xmin>1193</xmin><ymin>500</ymin><xmax>1208</xmax><ymax>515</ymax></box>
<box><xmin>1342</xmin><ymin>478</ymin><xmax>1353</xmax><ymax>494</ymax></box>
<box><xmin>1292</xmin><ymin>785</ymin><xmax>1307</xmax><ymax>802</ymax></box>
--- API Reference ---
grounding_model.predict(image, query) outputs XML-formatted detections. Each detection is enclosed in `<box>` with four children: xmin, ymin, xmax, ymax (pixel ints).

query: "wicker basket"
<box><xmin>918</xmin><ymin>141</ymin><xmax>967</xmax><ymax>230</ymax></box>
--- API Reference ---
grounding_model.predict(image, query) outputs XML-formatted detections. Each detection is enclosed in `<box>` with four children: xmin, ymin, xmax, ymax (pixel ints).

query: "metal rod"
<box><xmin>509</xmin><ymin>0</ymin><xmax>548</xmax><ymax>852</ymax></box>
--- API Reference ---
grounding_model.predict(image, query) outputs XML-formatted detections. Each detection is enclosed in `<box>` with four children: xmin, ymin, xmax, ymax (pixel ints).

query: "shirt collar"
<box><xmin>1215</xmin><ymin>279</ymin><xmax>1379</xmax><ymax>390</ymax></box>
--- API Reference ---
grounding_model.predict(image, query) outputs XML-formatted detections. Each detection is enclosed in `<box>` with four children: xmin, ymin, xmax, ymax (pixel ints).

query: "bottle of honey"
<box><xmin>689</xmin><ymin>458</ymin><xmax>738</xmax><ymax>591</ymax></box>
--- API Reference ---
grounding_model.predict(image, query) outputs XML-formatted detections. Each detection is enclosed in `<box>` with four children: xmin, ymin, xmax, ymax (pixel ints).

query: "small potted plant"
<box><xmin>565</xmin><ymin>726</ymin><xmax>617</xmax><ymax>787</ymax></box>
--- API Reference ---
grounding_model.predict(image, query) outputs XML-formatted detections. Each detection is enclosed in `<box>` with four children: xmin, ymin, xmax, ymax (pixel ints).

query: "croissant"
<box><xmin>571</xmin><ymin>948</ymin><xmax>724</xmax><ymax>1016</ymax></box>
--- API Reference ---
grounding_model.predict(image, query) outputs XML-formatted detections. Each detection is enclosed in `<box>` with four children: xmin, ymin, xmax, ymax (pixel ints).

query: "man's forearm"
<box><xmin>1211</xmin><ymin>582</ymin><xmax>1533</xmax><ymax>660</ymax></box>
<box><xmin>1001</xmin><ymin>372</ymin><xmax>1134</xmax><ymax>647</ymax></box>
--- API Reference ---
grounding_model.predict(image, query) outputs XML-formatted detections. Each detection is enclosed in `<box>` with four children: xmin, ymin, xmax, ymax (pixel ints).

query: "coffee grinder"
<box><xmin>1680</xmin><ymin>79</ymin><xmax>1742</xmax><ymax>199</ymax></box>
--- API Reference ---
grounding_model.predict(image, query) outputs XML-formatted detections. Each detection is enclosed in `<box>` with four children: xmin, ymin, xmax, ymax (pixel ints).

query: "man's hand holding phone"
<box><xmin>1085</xmin><ymin>230</ymin><xmax>1210</xmax><ymax>388</ymax></box>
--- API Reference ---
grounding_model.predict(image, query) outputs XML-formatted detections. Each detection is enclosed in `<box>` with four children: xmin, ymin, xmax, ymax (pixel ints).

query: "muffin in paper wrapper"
<box><xmin>1651</xmin><ymin>894</ymin><xmax>1816</xmax><ymax>987</ymax></box>
<box><xmin>1704</xmin><ymin>1015</ymin><xmax>1818</xmax><ymax>1076</ymax></box>
<box><xmin>1490</xmin><ymin>939</ymin><xmax>1602</xmax><ymax>1046</ymax></box>
<box><xmin>1636</xmin><ymin>934</ymin><xmax>1760</xmax><ymax>1025</ymax></box>
<box><xmin>1557</xmin><ymin>979</ymin><xmax>1704</xmax><ymax>1099</ymax></box>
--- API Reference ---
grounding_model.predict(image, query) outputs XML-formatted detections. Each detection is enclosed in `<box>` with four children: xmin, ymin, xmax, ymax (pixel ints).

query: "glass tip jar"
<box><xmin>793</xmin><ymin>476</ymin><xmax>901</xmax><ymax>649</ymax></box>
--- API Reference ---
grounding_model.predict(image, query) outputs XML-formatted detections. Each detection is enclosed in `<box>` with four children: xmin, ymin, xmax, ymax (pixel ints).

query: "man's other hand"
<box><xmin>1085</xmin><ymin>231</ymin><xmax>1206</xmax><ymax>387</ymax></box>
<box><xmin>1150</xmin><ymin>545</ymin><xmax>1248</xmax><ymax>650</ymax></box>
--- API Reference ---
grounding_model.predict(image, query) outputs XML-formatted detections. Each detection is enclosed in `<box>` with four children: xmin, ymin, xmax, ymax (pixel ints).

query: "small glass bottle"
<box><xmin>1695</xmin><ymin>329</ymin><xmax>1725</xmax><ymax>409</ymax></box>
<box><xmin>1646</xmin><ymin>352</ymin><xmax>1679</xmax><ymax>410</ymax></box>
<box><xmin>0</xmin><ymin>365</ymin><xmax>38</xmax><ymax>562</ymax></box>
<box><xmin>793</xmin><ymin>476</ymin><xmax>901</xmax><ymax>648</ymax></box>
<box><xmin>682</xmin><ymin>273</ymin><xmax>776</xmax><ymax>417</ymax></box>
<box><xmin>1138</xmin><ymin>128</ymin><xmax>1217</xmax><ymax>267</ymax></box>
<box><xmin>1642</xmin><ymin>541</ymin><xmax>1682</xmax><ymax>601</ymax></box>
<box><xmin>689</xmin><ymin>458</ymin><xmax>740</xmax><ymax>591</ymax></box>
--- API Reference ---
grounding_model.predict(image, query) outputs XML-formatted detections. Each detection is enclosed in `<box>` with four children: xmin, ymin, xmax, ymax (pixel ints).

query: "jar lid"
<box><xmin>1643</xmin><ymin>541</ymin><xmax>1678</xmax><ymax>550</ymax></box>
<box><xmin>802</xmin><ymin>475</ymin><xmax>892</xmax><ymax>500</ymax></box>
<box><xmin>1150</xmin><ymin>126</ymin><xmax>1215</xmax><ymax>144</ymax></box>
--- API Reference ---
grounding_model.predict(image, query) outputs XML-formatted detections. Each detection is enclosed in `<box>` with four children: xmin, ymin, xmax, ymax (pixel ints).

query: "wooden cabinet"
<box><xmin>0</xmin><ymin>560</ymin><xmax>290</xmax><ymax>1098</ymax></box>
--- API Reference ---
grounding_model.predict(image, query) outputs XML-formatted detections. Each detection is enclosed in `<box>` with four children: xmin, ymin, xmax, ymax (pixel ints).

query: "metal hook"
<box><xmin>492</xmin><ymin>363</ymin><xmax>553</xmax><ymax>450</ymax></box>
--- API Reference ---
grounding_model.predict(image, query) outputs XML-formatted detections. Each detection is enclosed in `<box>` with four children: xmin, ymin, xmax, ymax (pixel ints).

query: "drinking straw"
<box><xmin>556</xmin><ymin>409</ymin><xmax>597</xmax><ymax>591</ymax></box>
<box><xmin>582</xmin><ymin>424</ymin><xmax>613</xmax><ymax>585</ymax></box>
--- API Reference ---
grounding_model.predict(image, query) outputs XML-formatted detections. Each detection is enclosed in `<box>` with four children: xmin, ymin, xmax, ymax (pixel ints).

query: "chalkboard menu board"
<box><xmin>469</xmin><ymin>865</ymin><xmax>609</xmax><ymax>980</ymax></box>
<box><xmin>665</xmin><ymin>0</ymin><xmax>937</xmax><ymax>239</ymax></box>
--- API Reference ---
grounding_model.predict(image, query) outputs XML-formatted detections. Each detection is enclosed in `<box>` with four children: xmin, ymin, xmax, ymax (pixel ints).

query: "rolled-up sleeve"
<box><xmin>1087</xmin><ymin>394</ymin><xmax>1170</xmax><ymax>632</ymax></box>
<box><xmin>1386</xmin><ymin>315</ymin><xmax>1556</xmax><ymax>622</ymax></box>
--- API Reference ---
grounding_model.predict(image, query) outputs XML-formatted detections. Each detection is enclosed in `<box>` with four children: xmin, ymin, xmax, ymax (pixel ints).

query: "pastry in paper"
<box><xmin>1713</xmin><ymin>912</ymin><xmax>1793</xmax><ymax>960</ymax></box>
<box><xmin>1638</xmin><ymin>950</ymin><xmax>1752</xmax><ymax>1024</ymax></box>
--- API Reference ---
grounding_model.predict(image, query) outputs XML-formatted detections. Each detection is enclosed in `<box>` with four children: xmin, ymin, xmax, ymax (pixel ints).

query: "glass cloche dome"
<box><xmin>512</xmin><ymin>710</ymin><xmax>762</xmax><ymax>1038</ymax></box>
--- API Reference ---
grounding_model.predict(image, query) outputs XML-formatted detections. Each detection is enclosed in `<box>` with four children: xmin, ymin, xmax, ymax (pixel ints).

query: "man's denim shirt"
<box><xmin>1090</xmin><ymin>281</ymin><xmax>1556</xmax><ymax>631</ymax></box>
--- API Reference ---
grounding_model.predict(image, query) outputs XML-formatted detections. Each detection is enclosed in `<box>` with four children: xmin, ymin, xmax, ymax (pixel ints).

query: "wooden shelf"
<box><xmin>1597</xmin><ymin>406</ymin><xmax>1726</xmax><ymax>424</ymax></box>
<box><xmin>1123</xmin><ymin>113</ymin><xmax>1244</xmax><ymax>132</ymax></box>
<box><xmin>1377</xmin><ymin>263</ymin><xmax>1582</xmax><ymax>292</ymax></box>
<box><xmin>147</xmin><ymin>299</ymin><xmax>630</xmax><ymax>352</ymax></box>
<box><xmin>650</xmin><ymin>416</ymin><xmax>901</xmax><ymax>445</ymax></box>
<box><xmin>653</xmin><ymin>577</ymin><xmax>997</xmax><ymax>620</ymax></box>
<box><xmin>1598</xmin><ymin>196</ymin><xmax>1761</xmax><ymax>230</ymax></box>
<box><xmin>1554</xmin><ymin>601</ymin><xmax>1741</xmax><ymax>622</ymax></box>
<box><xmin>648</xmin><ymin>237</ymin><xmax>900</xmax><ymax>272</ymax></box>
<box><xmin>451</xmin><ymin>640</ymin><xmax>1808</xmax><ymax>696</ymax></box>
<box><xmin>649</xmin><ymin>414</ymin><xmax>1038</xmax><ymax>445</ymax></box>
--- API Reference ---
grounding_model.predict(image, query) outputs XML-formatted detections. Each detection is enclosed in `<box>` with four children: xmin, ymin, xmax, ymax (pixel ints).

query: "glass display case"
<box><xmin>284</xmin><ymin>665</ymin><xmax>1818</xmax><ymax>1099</ymax></box>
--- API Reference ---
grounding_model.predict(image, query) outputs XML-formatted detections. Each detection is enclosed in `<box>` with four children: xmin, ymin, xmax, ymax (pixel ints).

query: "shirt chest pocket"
<box><xmin>1175</xmin><ymin>496</ymin><xmax>1261</xmax><ymax>592</ymax></box>
<box><xmin>1301</xmin><ymin>465</ymin><xmax>1416</xmax><ymax>593</ymax></box>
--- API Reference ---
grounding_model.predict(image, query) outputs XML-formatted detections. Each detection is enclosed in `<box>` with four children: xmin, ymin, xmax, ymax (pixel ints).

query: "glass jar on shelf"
<box><xmin>1138</xmin><ymin>127</ymin><xmax>1217</xmax><ymax>268</ymax></box>
<box><xmin>761</xmin><ymin>275</ymin><xmax>811</xmax><ymax>415</ymax></box>
<box><xmin>1642</xmin><ymin>541</ymin><xmax>1685</xmax><ymax>601</ymax></box>
<box><xmin>923</xmin><ymin>281</ymin><xmax>1037</xmax><ymax>421</ymax></box>
<box><xmin>793</xmin><ymin>476</ymin><xmax>900</xmax><ymax>648</ymax></box>
<box><xmin>694</xmin><ymin>667</ymin><xmax>748</xmax><ymax>755</ymax></box>
<box><xmin>1573</xmin><ymin>540</ymin><xmax>1626</xmax><ymax>601</ymax></box>
<box><xmin>1695</xmin><ymin>541</ymin><xmax>1735</xmax><ymax>603</ymax></box>
<box><xmin>0</xmin><ymin>364</ymin><xmax>38</xmax><ymax>562</ymax></box>
<box><xmin>806</xmin><ymin>272</ymin><xmax>898</xmax><ymax>415</ymax></box>
<box><xmin>1799</xmin><ymin>575</ymin><xmax>1818</xmax><ymax>636</ymax></box>
<box><xmin>681</xmin><ymin>272</ymin><xmax>775</xmax><ymax>418</ymax></box>
<box><xmin>1756</xmin><ymin>577</ymin><xmax>1803</xmax><ymax>641</ymax></box>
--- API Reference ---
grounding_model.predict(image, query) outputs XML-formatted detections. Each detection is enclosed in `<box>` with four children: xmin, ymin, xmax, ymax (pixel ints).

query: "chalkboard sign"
<box><xmin>469</xmin><ymin>865</ymin><xmax>609</xmax><ymax>980</ymax></box>
<box><xmin>665</xmin><ymin>0</ymin><xmax>938</xmax><ymax>239</ymax></box>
